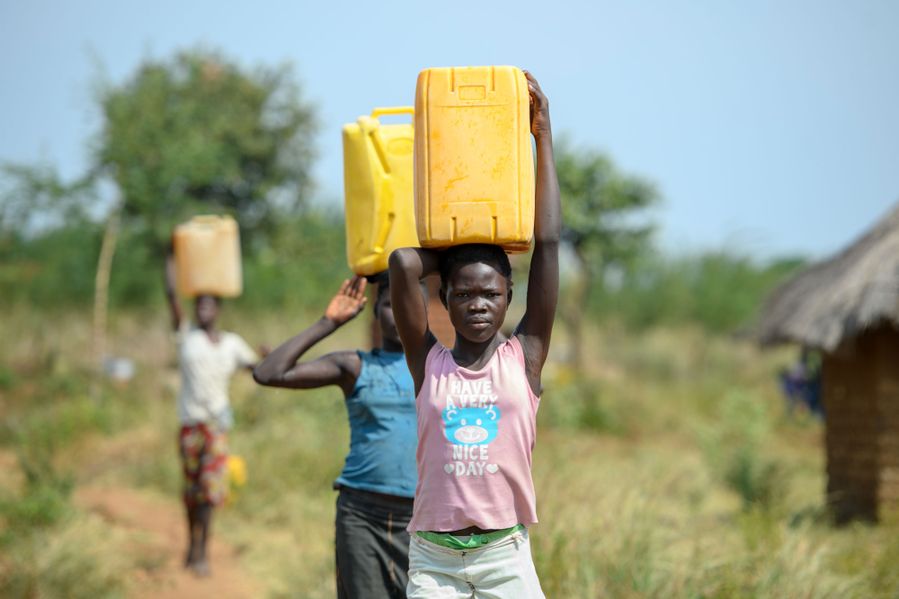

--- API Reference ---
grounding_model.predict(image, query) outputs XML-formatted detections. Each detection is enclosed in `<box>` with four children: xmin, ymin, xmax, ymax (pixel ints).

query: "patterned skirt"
<box><xmin>179</xmin><ymin>423</ymin><xmax>229</xmax><ymax>508</ymax></box>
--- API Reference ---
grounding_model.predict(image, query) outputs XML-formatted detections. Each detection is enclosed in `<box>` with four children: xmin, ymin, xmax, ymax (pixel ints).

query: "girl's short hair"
<box><xmin>439</xmin><ymin>244</ymin><xmax>512</xmax><ymax>288</ymax></box>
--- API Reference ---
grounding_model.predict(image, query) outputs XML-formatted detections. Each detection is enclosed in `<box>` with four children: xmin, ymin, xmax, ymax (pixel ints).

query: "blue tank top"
<box><xmin>335</xmin><ymin>349</ymin><xmax>418</xmax><ymax>498</ymax></box>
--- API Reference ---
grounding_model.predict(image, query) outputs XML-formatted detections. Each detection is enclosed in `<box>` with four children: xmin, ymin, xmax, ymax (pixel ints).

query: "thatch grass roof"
<box><xmin>757</xmin><ymin>202</ymin><xmax>899</xmax><ymax>351</ymax></box>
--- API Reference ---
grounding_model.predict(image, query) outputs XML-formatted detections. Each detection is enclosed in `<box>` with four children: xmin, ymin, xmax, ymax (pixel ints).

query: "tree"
<box><xmin>96</xmin><ymin>49</ymin><xmax>317</xmax><ymax>248</ymax></box>
<box><xmin>0</xmin><ymin>162</ymin><xmax>102</xmax><ymax>308</ymax></box>
<box><xmin>1</xmin><ymin>48</ymin><xmax>318</xmax><ymax>376</ymax></box>
<box><xmin>555</xmin><ymin>139</ymin><xmax>659</xmax><ymax>370</ymax></box>
<box><xmin>0</xmin><ymin>163</ymin><xmax>95</xmax><ymax>238</ymax></box>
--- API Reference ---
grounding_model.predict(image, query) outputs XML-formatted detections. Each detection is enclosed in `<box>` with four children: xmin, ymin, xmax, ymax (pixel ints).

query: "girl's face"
<box><xmin>195</xmin><ymin>295</ymin><xmax>219</xmax><ymax>328</ymax></box>
<box><xmin>376</xmin><ymin>293</ymin><xmax>401</xmax><ymax>346</ymax></box>
<box><xmin>442</xmin><ymin>261</ymin><xmax>510</xmax><ymax>344</ymax></box>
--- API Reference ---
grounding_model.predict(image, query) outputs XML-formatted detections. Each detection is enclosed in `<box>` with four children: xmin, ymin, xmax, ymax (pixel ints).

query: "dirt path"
<box><xmin>75</xmin><ymin>486</ymin><xmax>261</xmax><ymax>598</ymax></box>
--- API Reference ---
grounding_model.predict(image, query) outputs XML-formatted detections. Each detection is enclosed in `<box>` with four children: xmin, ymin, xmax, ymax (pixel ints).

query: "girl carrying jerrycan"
<box><xmin>164</xmin><ymin>224</ymin><xmax>262</xmax><ymax>578</ymax></box>
<box><xmin>253</xmin><ymin>273</ymin><xmax>417</xmax><ymax>598</ymax></box>
<box><xmin>389</xmin><ymin>70</ymin><xmax>558</xmax><ymax>597</ymax></box>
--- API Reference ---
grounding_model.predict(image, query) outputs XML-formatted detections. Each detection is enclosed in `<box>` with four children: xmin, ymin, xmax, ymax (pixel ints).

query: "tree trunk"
<box><xmin>93</xmin><ymin>208</ymin><xmax>121</xmax><ymax>381</ymax></box>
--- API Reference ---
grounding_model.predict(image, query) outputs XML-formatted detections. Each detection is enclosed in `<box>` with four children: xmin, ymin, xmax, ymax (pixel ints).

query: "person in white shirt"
<box><xmin>164</xmin><ymin>250</ymin><xmax>260</xmax><ymax>577</ymax></box>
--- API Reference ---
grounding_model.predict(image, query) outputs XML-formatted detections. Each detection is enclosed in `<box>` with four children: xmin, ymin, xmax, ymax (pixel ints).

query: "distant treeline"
<box><xmin>1</xmin><ymin>209</ymin><xmax>803</xmax><ymax>334</ymax></box>
<box><xmin>0</xmin><ymin>208</ymin><xmax>346</xmax><ymax>314</ymax></box>
<box><xmin>588</xmin><ymin>251</ymin><xmax>805</xmax><ymax>333</ymax></box>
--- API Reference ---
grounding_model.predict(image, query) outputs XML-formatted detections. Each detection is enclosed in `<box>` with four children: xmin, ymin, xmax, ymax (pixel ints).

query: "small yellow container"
<box><xmin>343</xmin><ymin>107</ymin><xmax>419</xmax><ymax>276</ymax></box>
<box><xmin>173</xmin><ymin>215</ymin><xmax>243</xmax><ymax>298</ymax></box>
<box><xmin>226</xmin><ymin>455</ymin><xmax>247</xmax><ymax>505</ymax></box>
<box><xmin>414</xmin><ymin>66</ymin><xmax>534</xmax><ymax>251</ymax></box>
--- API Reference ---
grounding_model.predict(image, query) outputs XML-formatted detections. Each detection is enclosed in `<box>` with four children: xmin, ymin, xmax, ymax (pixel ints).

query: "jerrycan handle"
<box><xmin>366</xmin><ymin>107</ymin><xmax>413</xmax><ymax>174</ymax></box>
<box><xmin>186</xmin><ymin>215</ymin><xmax>236</xmax><ymax>234</ymax></box>
<box><xmin>370</xmin><ymin>106</ymin><xmax>414</xmax><ymax>120</ymax></box>
<box><xmin>191</xmin><ymin>214</ymin><xmax>229</xmax><ymax>223</ymax></box>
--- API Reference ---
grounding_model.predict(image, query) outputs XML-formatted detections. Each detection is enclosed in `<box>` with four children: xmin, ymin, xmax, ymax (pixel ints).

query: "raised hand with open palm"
<box><xmin>324</xmin><ymin>275</ymin><xmax>368</xmax><ymax>325</ymax></box>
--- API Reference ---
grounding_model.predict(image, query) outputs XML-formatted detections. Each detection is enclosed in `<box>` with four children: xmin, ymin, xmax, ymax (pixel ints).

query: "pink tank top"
<box><xmin>408</xmin><ymin>336</ymin><xmax>540</xmax><ymax>532</ymax></box>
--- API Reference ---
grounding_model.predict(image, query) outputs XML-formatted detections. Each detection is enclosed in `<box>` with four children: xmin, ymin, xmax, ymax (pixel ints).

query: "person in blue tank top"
<box><xmin>253</xmin><ymin>273</ymin><xmax>417</xmax><ymax>599</ymax></box>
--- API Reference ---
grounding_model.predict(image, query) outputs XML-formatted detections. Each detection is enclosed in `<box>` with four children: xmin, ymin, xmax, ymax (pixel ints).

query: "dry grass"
<box><xmin>2</xmin><ymin>308</ymin><xmax>898</xmax><ymax>598</ymax></box>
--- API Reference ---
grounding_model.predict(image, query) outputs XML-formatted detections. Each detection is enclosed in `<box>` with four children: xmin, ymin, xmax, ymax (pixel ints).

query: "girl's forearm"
<box><xmin>534</xmin><ymin>133</ymin><xmax>561</xmax><ymax>244</ymax></box>
<box><xmin>163</xmin><ymin>254</ymin><xmax>183</xmax><ymax>330</ymax></box>
<box><xmin>391</xmin><ymin>247</ymin><xmax>440</xmax><ymax>280</ymax></box>
<box><xmin>253</xmin><ymin>317</ymin><xmax>338</xmax><ymax>383</ymax></box>
<box><xmin>164</xmin><ymin>255</ymin><xmax>177</xmax><ymax>296</ymax></box>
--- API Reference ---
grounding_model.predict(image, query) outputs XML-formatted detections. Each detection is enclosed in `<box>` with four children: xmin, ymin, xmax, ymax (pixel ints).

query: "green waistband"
<box><xmin>416</xmin><ymin>524</ymin><xmax>525</xmax><ymax>550</ymax></box>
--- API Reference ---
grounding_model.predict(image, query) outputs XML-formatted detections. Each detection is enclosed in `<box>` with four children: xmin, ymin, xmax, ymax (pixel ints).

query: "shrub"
<box><xmin>700</xmin><ymin>390</ymin><xmax>787</xmax><ymax>512</ymax></box>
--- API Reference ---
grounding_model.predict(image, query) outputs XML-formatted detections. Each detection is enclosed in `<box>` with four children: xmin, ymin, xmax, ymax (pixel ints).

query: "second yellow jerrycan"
<box><xmin>414</xmin><ymin>66</ymin><xmax>535</xmax><ymax>252</ymax></box>
<box><xmin>343</xmin><ymin>106</ymin><xmax>420</xmax><ymax>276</ymax></box>
<box><xmin>173</xmin><ymin>215</ymin><xmax>243</xmax><ymax>298</ymax></box>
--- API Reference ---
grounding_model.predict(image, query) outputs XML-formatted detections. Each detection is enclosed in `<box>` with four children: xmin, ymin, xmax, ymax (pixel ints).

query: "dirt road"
<box><xmin>75</xmin><ymin>486</ymin><xmax>260</xmax><ymax>598</ymax></box>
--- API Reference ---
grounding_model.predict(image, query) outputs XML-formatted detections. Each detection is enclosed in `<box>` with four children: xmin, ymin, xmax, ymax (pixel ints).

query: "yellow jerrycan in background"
<box><xmin>343</xmin><ymin>106</ymin><xmax>419</xmax><ymax>276</ymax></box>
<box><xmin>414</xmin><ymin>66</ymin><xmax>535</xmax><ymax>252</ymax></box>
<box><xmin>173</xmin><ymin>215</ymin><xmax>243</xmax><ymax>298</ymax></box>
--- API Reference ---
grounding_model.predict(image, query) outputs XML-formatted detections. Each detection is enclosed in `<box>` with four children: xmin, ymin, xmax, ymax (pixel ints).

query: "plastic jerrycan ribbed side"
<box><xmin>414</xmin><ymin>66</ymin><xmax>535</xmax><ymax>251</ymax></box>
<box><xmin>342</xmin><ymin>106</ymin><xmax>420</xmax><ymax>276</ymax></box>
<box><xmin>173</xmin><ymin>215</ymin><xmax>243</xmax><ymax>298</ymax></box>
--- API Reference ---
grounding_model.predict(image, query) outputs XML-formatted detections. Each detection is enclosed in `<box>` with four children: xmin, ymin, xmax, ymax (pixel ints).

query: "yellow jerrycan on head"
<box><xmin>414</xmin><ymin>66</ymin><xmax>535</xmax><ymax>252</ymax></box>
<box><xmin>343</xmin><ymin>106</ymin><xmax>420</xmax><ymax>276</ymax></box>
<box><xmin>173</xmin><ymin>215</ymin><xmax>243</xmax><ymax>298</ymax></box>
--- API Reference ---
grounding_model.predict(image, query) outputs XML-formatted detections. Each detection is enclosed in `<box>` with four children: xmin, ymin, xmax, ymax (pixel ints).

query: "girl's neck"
<box><xmin>451</xmin><ymin>333</ymin><xmax>505</xmax><ymax>370</ymax></box>
<box><xmin>200</xmin><ymin>323</ymin><xmax>220</xmax><ymax>343</ymax></box>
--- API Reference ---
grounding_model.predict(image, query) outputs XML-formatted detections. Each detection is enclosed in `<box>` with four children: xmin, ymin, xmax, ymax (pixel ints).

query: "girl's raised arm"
<box><xmin>388</xmin><ymin>248</ymin><xmax>438</xmax><ymax>393</ymax></box>
<box><xmin>164</xmin><ymin>249</ymin><xmax>184</xmax><ymax>331</ymax></box>
<box><xmin>515</xmin><ymin>71</ymin><xmax>561</xmax><ymax>394</ymax></box>
<box><xmin>252</xmin><ymin>277</ymin><xmax>366</xmax><ymax>397</ymax></box>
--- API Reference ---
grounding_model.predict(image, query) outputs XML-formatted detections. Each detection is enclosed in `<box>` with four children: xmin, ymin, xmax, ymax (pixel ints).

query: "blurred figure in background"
<box><xmin>164</xmin><ymin>248</ymin><xmax>260</xmax><ymax>577</ymax></box>
<box><xmin>779</xmin><ymin>346</ymin><xmax>823</xmax><ymax>418</ymax></box>
<box><xmin>253</xmin><ymin>273</ymin><xmax>417</xmax><ymax>599</ymax></box>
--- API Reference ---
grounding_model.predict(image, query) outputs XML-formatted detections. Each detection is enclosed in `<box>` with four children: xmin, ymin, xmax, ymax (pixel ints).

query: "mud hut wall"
<box><xmin>874</xmin><ymin>325</ymin><xmax>899</xmax><ymax>512</ymax></box>
<box><xmin>822</xmin><ymin>334</ymin><xmax>880</xmax><ymax>521</ymax></box>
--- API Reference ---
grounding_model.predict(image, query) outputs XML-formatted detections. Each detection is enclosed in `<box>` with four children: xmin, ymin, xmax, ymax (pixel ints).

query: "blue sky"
<box><xmin>2</xmin><ymin>0</ymin><xmax>897</xmax><ymax>258</ymax></box>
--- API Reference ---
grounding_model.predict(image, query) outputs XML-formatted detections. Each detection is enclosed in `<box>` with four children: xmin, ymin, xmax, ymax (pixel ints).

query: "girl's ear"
<box><xmin>507</xmin><ymin>287</ymin><xmax>513</xmax><ymax>303</ymax></box>
<box><xmin>439</xmin><ymin>286</ymin><xmax>448</xmax><ymax>309</ymax></box>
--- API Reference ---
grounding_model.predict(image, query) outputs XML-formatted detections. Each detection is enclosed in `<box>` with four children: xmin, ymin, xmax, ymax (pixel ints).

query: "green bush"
<box><xmin>0</xmin><ymin>511</ymin><xmax>129</xmax><ymax>599</ymax></box>
<box><xmin>539</xmin><ymin>374</ymin><xmax>630</xmax><ymax>435</ymax></box>
<box><xmin>590</xmin><ymin>250</ymin><xmax>806</xmax><ymax>333</ymax></box>
<box><xmin>0</xmin><ymin>365</ymin><xmax>15</xmax><ymax>391</ymax></box>
<box><xmin>0</xmin><ymin>474</ymin><xmax>72</xmax><ymax>537</ymax></box>
<box><xmin>0</xmin><ymin>224</ymin><xmax>102</xmax><ymax>308</ymax></box>
<box><xmin>700</xmin><ymin>390</ymin><xmax>787</xmax><ymax>512</ymax></box>
<box><xmin>237</xmin><ymin>208</ymin><xmax>349</xmax><ymax>312</ymax></box>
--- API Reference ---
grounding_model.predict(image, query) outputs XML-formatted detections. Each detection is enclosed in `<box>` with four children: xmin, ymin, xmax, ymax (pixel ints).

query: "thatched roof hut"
<box><xmin>758</xmin><ymin>202</ymin><xmax>899</xmax><ymax>351</ymax></box>
<box><xmin>757</xmin><ymin>201</ymin><xmax>899</xmax><ymax>523</ymax></box>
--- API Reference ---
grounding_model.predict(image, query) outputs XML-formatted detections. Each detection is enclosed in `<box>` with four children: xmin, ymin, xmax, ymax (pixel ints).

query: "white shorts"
<box><xmin>407</xmin><ymin>528</ymin><xmax>545</xmax><ymax>599</ymax></box>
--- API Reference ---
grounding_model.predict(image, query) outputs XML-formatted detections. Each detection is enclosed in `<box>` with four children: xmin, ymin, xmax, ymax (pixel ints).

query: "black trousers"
<box><xmin>335</xmin><ymin>486</ymin><xmax>414</xmax><ymax>599</ymax></box>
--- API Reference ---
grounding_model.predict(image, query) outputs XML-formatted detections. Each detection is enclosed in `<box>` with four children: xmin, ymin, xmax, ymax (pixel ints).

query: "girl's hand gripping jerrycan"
<box><xmin>343</xmin><ymin>106</ymin><xmax>420</xmax><ymax>276</ymax></box>
<box><xmin>414</xmin><ymin>66</ymin><xmax>535</xmax><ymax>252</ymax></box>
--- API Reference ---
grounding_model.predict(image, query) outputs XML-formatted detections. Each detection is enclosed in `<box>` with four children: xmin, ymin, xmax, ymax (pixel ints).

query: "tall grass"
<box><xmin>0</xmin><ymin>307</ymin><xmax>167</xmax><ymax>597</ymax></box>
<box><xmin>2</xmin><ymin>311</ymin><xmax>899</xmax><ymax>597</ymax></box>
